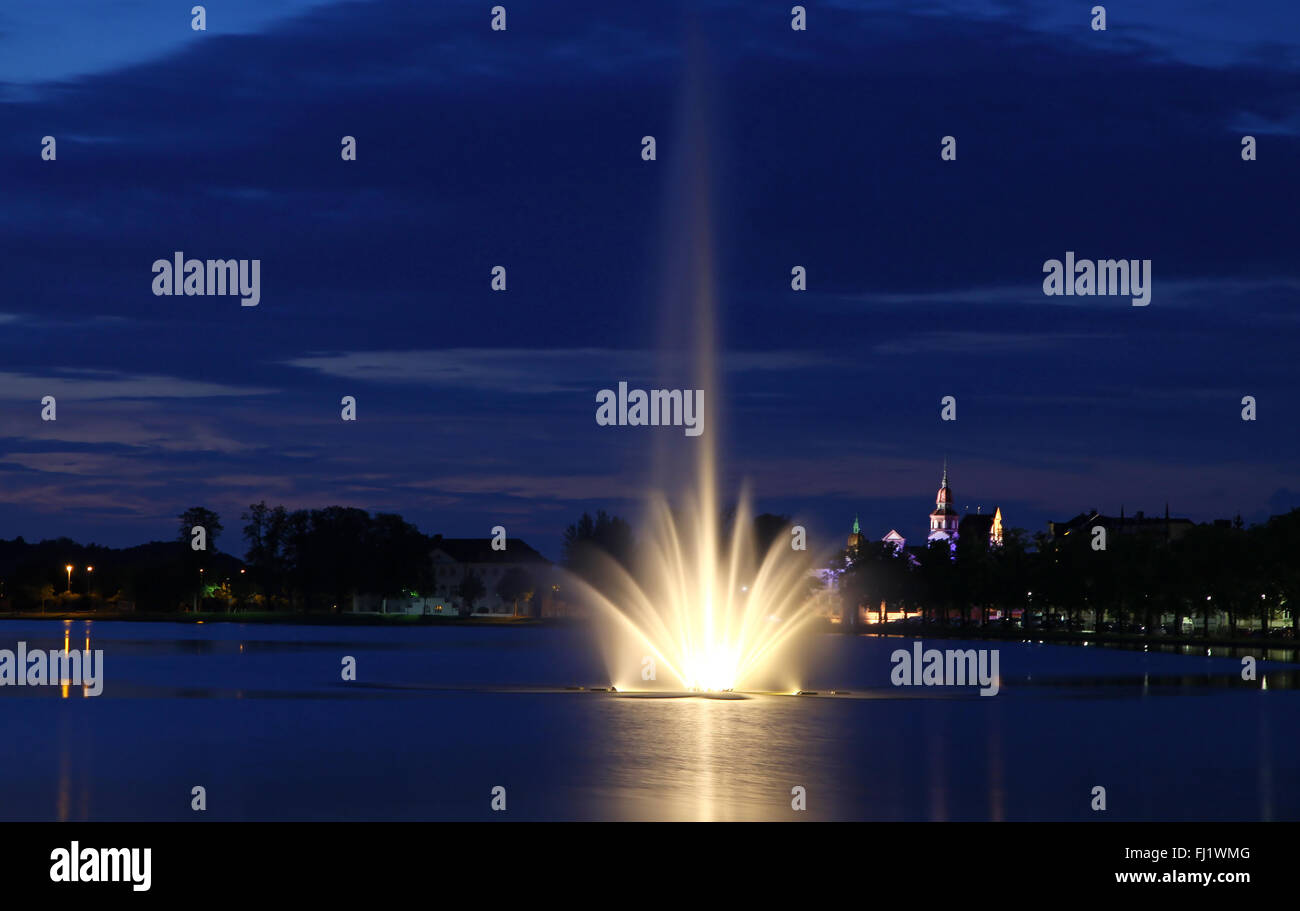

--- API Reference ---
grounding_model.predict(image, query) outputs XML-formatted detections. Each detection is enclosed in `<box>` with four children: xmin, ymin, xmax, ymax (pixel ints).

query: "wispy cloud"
<box><xmin>870</xmin><ymin>330</ymin><xmax>1114</xmax><ymax>356</ymax></box>
<box><xmin>408</xmin><ymin>472</ymin><xmax>642</xmax><ymax>501</ymax></box>
<box><xmin>0</xmin><ymin>370</ymin><xmax>274</xmax><ymax>401</ymax></box>
<box><xmin>283</xmin><ymin>348</ymin><xmax>836</xmax><ymax>392</ymax></box>
<box><xmin>831</xmin><ymin>276</ymin><xmax>1300</xmax><ymax>312</ymax></box>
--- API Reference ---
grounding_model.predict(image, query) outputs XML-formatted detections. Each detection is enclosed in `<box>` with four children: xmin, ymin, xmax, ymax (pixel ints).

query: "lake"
<box><xmin>1</xmin><ymin>619</ymin><xmax>1296</xmax><ymax>821</ymax></box>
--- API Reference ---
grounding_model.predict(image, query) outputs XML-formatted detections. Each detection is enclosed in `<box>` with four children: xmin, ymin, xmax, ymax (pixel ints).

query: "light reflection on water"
<box><xmin>0</xmin><ymin>621</ymin><xmax>1297</xmax><ymax>821</ymax></box>
<box><xmin>590</xmin><ymin>696</ymin><xmax>824</xmax><ymax>821</ymax></box>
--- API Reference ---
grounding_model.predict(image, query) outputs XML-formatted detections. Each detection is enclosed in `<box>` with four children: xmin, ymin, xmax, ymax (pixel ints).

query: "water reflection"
<box><xmin>585</xmin><ymin>696</ymin><xmax>842</xmax><ymax>820</ymax></box>
<box><xmin>927</xmin><ymin>709</ymin><xmax>948</xmax><ymax>821</ymax></box>
<box><xmin>0</xmin><ymin>622</ymin><xmax>1296</xmax><ymax>821</ymax></box>
<box><xmin>1055</xmin><ymin>636</ymin><xmax>1298</xmax><ymax>664</ymax></box>
<box><xmin>55</xmin><ymin>621</ymin><xmax>95</xmax><ymax>699</ymax></box>
<box><xmin>988</xmin><ymin>710</ymin><xmax>1004</xmax><ymax>822</ymax></box>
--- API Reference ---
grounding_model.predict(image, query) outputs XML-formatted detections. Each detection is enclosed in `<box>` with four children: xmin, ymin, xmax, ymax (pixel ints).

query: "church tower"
<box><xmin>928</xmin><ymin>458</ymin><xmax>959</xmax><ymax>545</ymax></box>
<box><xmin>847</xmin><ymin>515</ymin><xmax>863</xmax><ymax>549</ymax></box>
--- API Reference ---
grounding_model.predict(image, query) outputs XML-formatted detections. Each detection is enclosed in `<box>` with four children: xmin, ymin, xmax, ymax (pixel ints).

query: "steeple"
<box><xmin>847</xmin><ymin>515</ymin><xmax>864</xmax><ymax>549</ymax></box>
<box><xmin>934</xmin><ymin>459</ymin><xmax>954</xmax><ymax>510</ymax></box>
<box><xmin>929</xmin><ymin>458</ymin><xmax>958</xmax><ymax>544</ymax></box>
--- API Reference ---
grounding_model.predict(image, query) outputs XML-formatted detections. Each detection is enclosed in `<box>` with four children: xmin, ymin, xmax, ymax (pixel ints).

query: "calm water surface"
<box><xmin>1</xmin><ymin>620</ymin><xmax>1296</xmax><ymax>821</ymax></box>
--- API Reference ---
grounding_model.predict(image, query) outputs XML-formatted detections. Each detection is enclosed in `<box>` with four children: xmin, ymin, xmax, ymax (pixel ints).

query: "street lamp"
<box><xmin>85</xmin><ymin>566</ymin><xmax>93</xmax><ymax>598</ymax></box>
<box><xmin>65</xmin><ymin>565</ymin><xmax>73</xmax><ymax>594</ymax></box>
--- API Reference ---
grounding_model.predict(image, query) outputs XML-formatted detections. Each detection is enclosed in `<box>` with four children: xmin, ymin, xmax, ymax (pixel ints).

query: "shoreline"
<box><xmin>1</xmin><ymin>610</ymin><xmax>1294</xmax><ymax>652</ymax></box>
<box><xmin>853</xmin><ymin>622</ymin><xmax>1298</xmax><ymax>653</ymax></box>
<box><xmin>0</xmin><ymin>610</ymin><xmax>553</xmax><ymax>626</ymax></box>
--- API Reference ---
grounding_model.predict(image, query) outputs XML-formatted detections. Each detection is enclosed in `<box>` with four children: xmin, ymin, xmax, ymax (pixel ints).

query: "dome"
<box><xmin>930</xmin><ymin>460</ymin><xmax>958</xmax><ymax>517</ymax></box>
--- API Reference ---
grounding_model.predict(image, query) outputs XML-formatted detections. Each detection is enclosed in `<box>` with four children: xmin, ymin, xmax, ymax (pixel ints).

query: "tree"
<box><xmin>918</xmin><ymin>539</ymin><xmax>957</xmax><ymax>623</ymax></box>
<box><xmin>366</xmin><ymin>513</ymin><xmax>432</xmax><ymax>597</ymax></box>
<box><xmin>990</xmin><ymin>528</ymin><xmax>1032</xmax><ymax>622</ymax></box>
<box><xmin>292</xmin><ymin>506</ymin><xmax>372</xmax><ymax>611</ymax></box>
<box><xmin>179</xmin><ymin>507</ymin><xmax>223</xmax><ymax>552</ymax></box>
<box><xmin>751</xmin><ymin>513</ymin><xmax>793</xmax><ymax>564</ymax></box>
<box><xmin>457</xmin><ymin>571</ymin><xmax>486</xmax><ymax>615</ymax></box>
<box><xmin>240</xmin><ymin>503</ymin><xmax>432</xmax><ymax>612</ymax></box>
<box><xmin>955</xmin><ymin>527</ymin><xmax>995</xmax><ymax>624</ymax></box>
<box><xmin>841</xmin><ymin>540</ymin><xmax>909</xmax><ymax>624</ymax></box>
<box><xmin>242</xmin><ymin>502</ymin><xmax>291</xmax><ymax>608</ymax></box>
<box><xmin>1257</xmin><ymin>510</ymin><xmax>1300</xmax><ymax>636</ymax></box>
<box><xmin>562</xmin><ymin>510</ymin><xmax>635</xmax><ymax>579</ymax></box>
<box><xmin>496</xmin><ymin>567</ymin><xmax>535</xmax><ymax>617</ymax></box>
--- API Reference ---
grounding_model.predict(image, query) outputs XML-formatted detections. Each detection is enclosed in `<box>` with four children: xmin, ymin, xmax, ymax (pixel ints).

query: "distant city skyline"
<box><xmin>0</xmin><ymin>456</ymin><xmax>1266</xmax><ymax>566</ymax></box>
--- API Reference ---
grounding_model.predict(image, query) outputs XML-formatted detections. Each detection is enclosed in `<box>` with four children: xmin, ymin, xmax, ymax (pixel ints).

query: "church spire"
<box><xmin>852</xmin><ymin>515</ymin><xmax>860</xmax><ymax>535</ymax></box>
<box><xmin>929</xmin><ymin>456</ymin><xmax>958</xmax><ymax>542</ymax></box>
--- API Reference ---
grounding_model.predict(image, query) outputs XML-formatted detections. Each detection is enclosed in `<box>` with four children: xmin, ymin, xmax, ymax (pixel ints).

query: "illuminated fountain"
<box><xmin>571</xmin><ymin>475</ymin><xmax>825</xmax><ymax>693</ymax></box>
<box><xmin>565</xmin><ymin>74</ymin><xmax>825</xmax><ymax>693</ymax></box>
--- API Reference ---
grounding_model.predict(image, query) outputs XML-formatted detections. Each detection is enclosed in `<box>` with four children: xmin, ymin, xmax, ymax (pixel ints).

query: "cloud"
<box><xmin>282</xmin><ymin>348</ymin><xmax>835</xmax><ymax>392</ymax></box>
<box><xmin>0</xmin><ymin>0</ymin><xmax>354</xmax><ymax>84</ymax></box>
<box><xmin>408</xmin><ymin>472</ymin><xmax>642</xmax><ymax>501</ymax></box>
<box><xmin>829</xmin><ymin>0</ymin><xmax>1300</xmax><ymax>71</ymax></box>
<box><xmin>832</xmin><ymin>276</ymin><xmax>1300</xmax><ymax>312</ymax></box>
<box><xmin>1230</xmin><ymin>111</ymin><xmax>1300</xmax><ymax>137</ymax></box>
<box><xmin>0</xmin><ymin>370</ymin><xmax>274</xmax><ymax>401</ymax></box>
<box><xmin>870</xmin><ymin>330</ymin><xmax>1114</xmax><ymax>356</ymax></box>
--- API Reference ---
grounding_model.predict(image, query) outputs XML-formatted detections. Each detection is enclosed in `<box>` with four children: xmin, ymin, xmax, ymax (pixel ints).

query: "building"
<box><xmin>958</xmin><ymin>507</ymin><xmax>1003</xmax><ymax>548</ymax></box>
<box><xmin>840</xmin><ymin>460</ymin><xmax>1004</xmax><ymax>562</ymax></box>
<box><xmin>1049</xmin><ymin>506</ymin><xmax>1194</xmax><ymax>543</ymax></box>
<box><xmin>923</xmin><ymin>461</ymin><xmax>1002</xmax><ymax>551</ymax></box>
<box><xmin>846</xmin><ymin>516</ymin><xmax>864</xmax><ymax>549</ymax></box>
<box><xmin>430</xmin><ymin>537</ymin><xmax>551</xmax><ymax>615</ymax></box>
<box><xmin>882</xmin><ymin>529</ymin><xmax>906</xmax><ymax>552</ymax></box>
<box><xmin>351</xmin><ymin>536</ymin><xmax>553</xmax><ymax>616</ymax></box>
<box><xmin>826</xmin><ymin>460</ymin><xmax>1005</xmax><ymax>623</ymax></box>
<box><xmin>927</xmin><ymin>459</ymin><xmax>960</xmax><ymax>546</ymax></box>
<box><xmin>847</xmin><ymin>515</ymin><xmax>906</xmax><ymax>556</ymax></box>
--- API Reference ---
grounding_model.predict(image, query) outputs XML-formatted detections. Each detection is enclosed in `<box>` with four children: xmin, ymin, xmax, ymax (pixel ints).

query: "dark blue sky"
<box><xmin>0</xmin><ymin>0</ymin><xmax>1297</xmax><ymax>559</ymax></box>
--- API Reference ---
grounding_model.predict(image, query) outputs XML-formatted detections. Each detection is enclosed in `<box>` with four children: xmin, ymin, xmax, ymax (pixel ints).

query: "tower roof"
<box><xmin>932</xmin><ymin>459</ymin><xmax>957</xmax><ymax>515</ymax></box>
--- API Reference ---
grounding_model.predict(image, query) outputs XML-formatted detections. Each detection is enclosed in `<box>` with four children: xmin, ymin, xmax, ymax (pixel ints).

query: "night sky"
<box><xmin>0</xmin><ymin>0</ymin><xmax>1296</xmax><ymax>559</ymax></box>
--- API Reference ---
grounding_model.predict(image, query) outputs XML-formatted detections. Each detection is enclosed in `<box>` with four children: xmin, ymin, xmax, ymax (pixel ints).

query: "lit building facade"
<box><xmin>829</xmin><ymin>460</ymin><xmax>1006</xmax><ymax>623</ymax></box>
<box><xmin>927</xmin><ymin>459</ymin><xmax>960</xmax><ymax>546</ymax></box>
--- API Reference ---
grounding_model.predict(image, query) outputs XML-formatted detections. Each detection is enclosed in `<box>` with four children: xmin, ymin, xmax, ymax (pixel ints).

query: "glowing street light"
<box><xmin>65</xmin><ymin>564</ymin><xmax>73</xmax><ymax>593</ymax></box>
<box><xmin>85</xmin><ymin>566</ymin><xmax>94</xmax><ymax>597</ymax></box>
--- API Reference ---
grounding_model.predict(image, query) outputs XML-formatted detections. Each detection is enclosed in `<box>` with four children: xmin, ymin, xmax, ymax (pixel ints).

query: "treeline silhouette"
<box><xmin>840</xmin><ymin>508</ymin><xmax>1300</xmax><ymax>638</ymax></box>
<box><xmin>0</xmin><ymin>503</ymin><xmax>431</xmax><ymax>613</ymax></box>
<box><xmin>240</xmin><ymin>503</ymin><xmax>431</xmax><ymax>611</ymax></box>
<box><xmin>7</xmin><ymin>503</ymin><xmax>1297</xmax><ymax>634</ymax></box>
